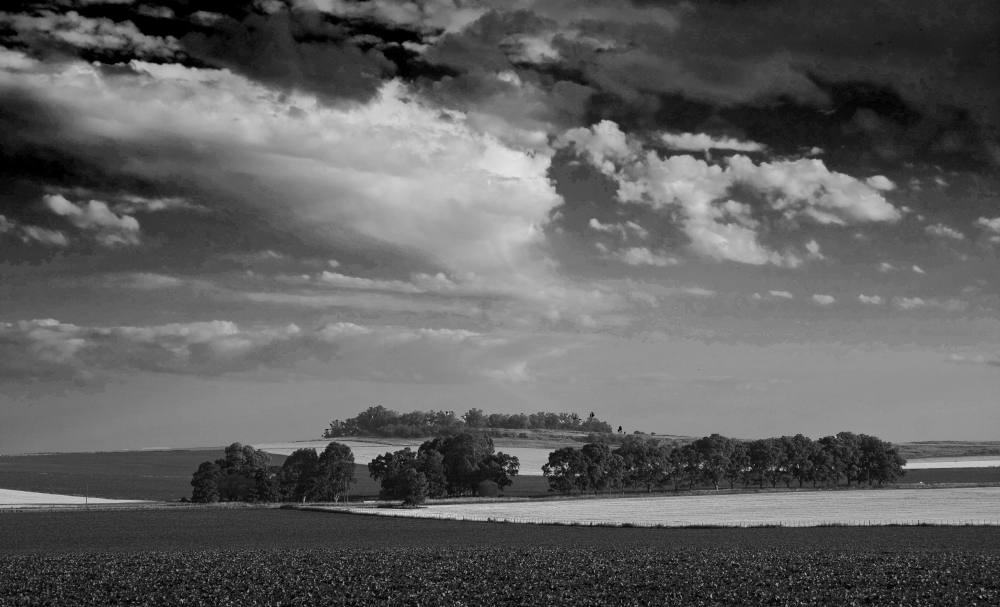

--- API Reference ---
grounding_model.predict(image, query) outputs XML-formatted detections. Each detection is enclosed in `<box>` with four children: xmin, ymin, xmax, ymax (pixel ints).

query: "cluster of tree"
<box><xmin>543</xmin><ymin>432</ymin><xmax>907</xmax><ymax>495</ymax></box>
<box><xmin>368</xmin><ymin>433</ymin><xmax>519</xmax><ymax>506</ymax></box>
<box><xmin>189</xmin><ymin>442</ymin><xmax>356</xmax><ymax>504</ymax></box>
<box><xmin>324</xmin><ymin>406</ymin><xmax>613</xmax><ymax>438</ymax></box>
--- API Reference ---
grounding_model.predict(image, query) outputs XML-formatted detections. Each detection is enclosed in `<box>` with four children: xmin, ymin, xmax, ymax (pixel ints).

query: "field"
<box><xmin>0</xmin><ymin>489</ymin><xmax>143</xmax><ymax>507</ymax></box>
<box><xmin>1</xmin><ymin>447</ymin><xmax>998</xmax><ymax>505</ymax></box>
<box><xmin>350</xmin><ymin>487</ymin><xmax>1000</xmax><ymax>527</ymax></box>
<box><xmin>1</xmin><ymin>510</ymin><xmax>998</xmax><ymax>605</ymax></box>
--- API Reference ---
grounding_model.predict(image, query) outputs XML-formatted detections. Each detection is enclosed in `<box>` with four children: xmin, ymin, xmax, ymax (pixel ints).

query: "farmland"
<box><xmin>1</xmin><ymin>510</ymin><xmax>998</xmax><ymax>605</ymax></box>
<box><xmin>2</xmin><ymin>547</ymin><xmax>997</xmax><ymax>606</ymax></box>
<box><xmin>1</xmin><ymin>446</ymin><xmax>998</xmax><ymax>505</ymax></box>
<box><xmin>351</xmin><ymin>487</ymin><xmax>1000</xmax><ymax>527</ymax></box>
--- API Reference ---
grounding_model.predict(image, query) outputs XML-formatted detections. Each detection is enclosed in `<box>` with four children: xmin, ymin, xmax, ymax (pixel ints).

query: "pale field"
<box><xmin>0</xmin><ymin>488</ymin><xmax>145</xmax><ymax>507</ymax></box>
<box><xmin>256</xmin><ymin>440</ymin><xmax>999</xmax><ymax>475</ymax></box>
<box><xmin>348</xmin><ymin>487</ymin><xmax>1000</xmax><ymax>527</ymax></box>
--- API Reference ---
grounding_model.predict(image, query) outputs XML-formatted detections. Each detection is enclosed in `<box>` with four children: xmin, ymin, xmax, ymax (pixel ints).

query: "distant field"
<box><xmin>351</xmin><ymin>487</ymin><xmax>1000</xmax><ymax>528</ymax></box>
<box><xmin>1</xmin><ymin>448</ymin><xmax>996</xmax><ymax>503</ymax></box>
<box><xmin>3</xmin><ymin>508</ymin><xmax>1000</xmax><ymax>554</ymax></box>
<box><xmin>0</xmin><ymin>488</ymin><xmax>144</xmax><ymax>506</ymax></box>
<box><xmin>0</xmin><ymin>450</ymin><xmax>284</xmax><ymax>502</ymax></box>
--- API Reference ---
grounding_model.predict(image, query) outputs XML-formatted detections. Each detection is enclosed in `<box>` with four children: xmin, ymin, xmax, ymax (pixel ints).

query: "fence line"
<box><xmin>338</xmin><ymin>508</ymin><xmax>1000</xmax><ymax>528</ymax></box>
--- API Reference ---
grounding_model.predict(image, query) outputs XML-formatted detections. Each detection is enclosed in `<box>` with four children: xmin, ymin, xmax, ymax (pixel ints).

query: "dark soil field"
<box><xmin>0</xmin><ymin>510</ymin><xmax>997</xmax><ymax>605</ymax></box>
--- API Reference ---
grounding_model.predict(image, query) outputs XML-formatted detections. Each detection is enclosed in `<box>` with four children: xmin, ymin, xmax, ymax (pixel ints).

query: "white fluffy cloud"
<box><xmin>812</xmin><ymin>294</ymin><xmax>835</xmax><ymax>306</ymax></box>
<box><xmin>659</xmin><ymin>132</ymin><xmax>765</xmax><ymax>153</ymax></box>
<box><xmin>564</xmin><ymin>121</ymin><xmax>899</xmax><ymax>266</ymax></box>
<box><xmin>615</xmin><ymin>247</ymin><xmax>681</xmax><ymax>267</ymax></box>
<box><xmin>865</xmin><ymin>175</ymin><xmax>896</xmax><ymax>191</ymax></box>
<box><xmin>43</xmin><ymin>194</ymin><xmax>141</xmax><ymax>246</ymax></box>
<box><xmin>0</xmin><ymin>214</ymin><xmax>70</xmax><ymax>247</ymax></box>
<box><xmin>769</xmin><ymin>290</ymin><xmax>794</xmax><ymax>299</ymax></box>
<box><xmin>925</xmin><ymin>223</ymin><xmax>965</xmax><ymax>240</ymax></box>
<box><xmin>858</xmin><ymin>294</ymin><xmax>883</xmax><ymax>305</ymax></box>
<box><xmin>0</xmin><ymin>10</ymin><xmax>178</xmax><ymax>57</ymax></box>
<box><xmin>0</xmin><ymin>54</ymin><xmax>621</xmax><ymax>324</ymax></box>
<box><xmin>0</xmin><ymin>318</ymin><xmax>525</xmax><ymax>382</ymax></box>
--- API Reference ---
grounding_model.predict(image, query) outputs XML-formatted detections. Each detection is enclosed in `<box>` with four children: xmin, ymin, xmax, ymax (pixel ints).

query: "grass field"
<box><xmin>0</xmin><ymin>488</ymin><xmax>144</xmax><ymax>506</ymax></box>
<box><xmin>351</xmin><ymin>487</ymin><xmax>1000</xmax><ymax>528</ymax></box>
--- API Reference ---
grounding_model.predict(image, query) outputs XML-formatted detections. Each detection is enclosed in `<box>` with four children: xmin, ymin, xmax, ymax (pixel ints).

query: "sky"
<box><xmin>0</xmin><ymin>0</ymin><xmax>997</xmax><ymax>455</ymax></box>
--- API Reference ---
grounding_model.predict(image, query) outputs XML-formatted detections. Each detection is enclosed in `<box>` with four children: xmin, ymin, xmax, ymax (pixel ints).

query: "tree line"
<box><xmin>543</xmin><ymin>432</ymin><xmax>907</xmax><ymax>495</ymax></box>
<box><xmin>368</xmin><ymin>433</ymin><xmax>519</xmax><ymax>506</ymax></box>
<box><xmin>323</xmin><ymin>405</ymin><xmax>613</xmax><ymax>438</ymax></box>
<box><xmin>189</xmin><ymin>442</ymin><xmax>356</xmax><ymax>504</ymax></box>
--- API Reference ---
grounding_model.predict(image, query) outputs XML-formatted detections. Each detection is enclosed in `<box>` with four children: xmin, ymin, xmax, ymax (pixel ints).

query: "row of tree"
<box><xmin>543</xmin><ymin>432</ymin><xmax>907</xmax><ymax>494</ymax></box>
<box><xmin>323</xmin><ymin>406</ymin><xmax>613</xmax><ymax>438</ymax></box>
<box><xmin>368</xmin><ymin>433</ymin><xmax>519</xmax><ymax>505</ymax></box>
<box><xmin>190</xmin><ymin>442</ymin><xmax>356</xmax><ymax>503</ymax></box>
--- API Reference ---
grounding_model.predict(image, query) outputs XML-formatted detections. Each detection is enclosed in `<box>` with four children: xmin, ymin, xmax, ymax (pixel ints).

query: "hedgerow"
<box><xmin>1</xmin><ymin>548</ymin><xmax>997</xmax><ymax>606</ymax></box>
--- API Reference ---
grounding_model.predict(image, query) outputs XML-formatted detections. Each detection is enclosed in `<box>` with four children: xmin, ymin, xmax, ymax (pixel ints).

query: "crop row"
<box><xmin>2</xmin><ymin>547</ymin><xmax>997</xmax><ymax>606</ymax></box>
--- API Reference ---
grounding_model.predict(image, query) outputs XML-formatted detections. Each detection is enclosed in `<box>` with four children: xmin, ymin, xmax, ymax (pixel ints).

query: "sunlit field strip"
<box><xmin>346</xmin><ymin>487</ymin><xmax>1000</xmax><ymax>527</ymax></box>
<box><xmin>0</xmin><ymin>488</ymin><xmax>145</xmax><ymax>507</ymax></box>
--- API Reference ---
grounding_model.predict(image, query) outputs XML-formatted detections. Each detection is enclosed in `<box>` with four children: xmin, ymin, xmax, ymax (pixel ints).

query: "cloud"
<box><xmin>0</xmin><ymin>317</ymin><xmax>528</xmax><ymax>382</ymax></box>
<box><xmin>925</xmin><ymin>223</ymin><xmax>965</xmax><ymax>240</ymax></box>
<box><xmin>805</xmin><ymin>239</ymin><xmax>824</xmax><ymax>260</ymax></box>
<box><xmin>858</xmin><ymin>294</ymin><xmax>884</xmax><ymax>305</ymax></box>
<box><xmin>0</xmin><ymin>10</ymin><xmax>179</xmax><ymax>58</ymax></box>
<box><xmin>878</xmin><ymin>262</ymin><xmax>896</xmax><ymax>272</ymax></box>
<box><xmin>112</xmin><ymin>195</ymin><xmax>207</xmax><ymax>214</ymax></box>
<box><xmin>894</xmin><ymin>297</ymin><xmax>925</xmax><ymax>310</ymax></box>
<box><xmin>812</xmin><ymin>294</ymin><xmax>835</xmax><ymax>306</ymax></box>
<box><xmin>865</xmin><ymin>175</ymin><xmax>896</xmax><ymax>191</ymax></box>
<box><xmin>769</xmin><ymin>290</ymin><xmax>794</xmax><ymax>299</ymax></box>
<box><xmin>892</xmin><ymin>297</ymin><xmax>968</xmax><ymax>312</ymax></box>
<box><xmin>912</xmin><ymin>265</ymin><xmax>926</xmax><ymax>274</ymax></box>
<box><xmin>659</xmin><ymin>132</ymin><xmax>765</xmax><ymax>153</ymax></box>
<box><xmin>43</xmin><ymin>194</ymin><xmax>141</xmax><ymax>246</ymax></box>
<box><xmin>564</xmin><ymin>121</ymin><xmax>898</xmax><ymax>266</ymax></box>
<box><xmin>976</xmin><ymin>217</ymin><xmax>1000</xmax><ymax>242</ymax></box>
<box><xmin>0</xmin><ymin>215</ymin><xmax>70</xmax><ymax>247</ymax></box>
<box><xmin>589</xmin><ymin>218</ymin><xmax>648</xmax><ymax>240</ymax></box>
<box><xmin>0</xmin><ymin>57</ymin><xmax>618</xmax><ymax>324</ymax></box>
<box><xmin>614</xmin><ymin>247</ymin><xmax>681</xmax><ymax>267</ymax></box>
<box><xmin>319</xmin><ymin>271</ymin><xmax>424</xmax><ymax>294</ymax></box>
<box><xmin>136</xmin><ymin>5</ymin><xmax>174</xmax><ymax>19</ymax></box>
<box><xmin>977</xmin><ymin>217</ymin><xmax>1000</xmax><ymax>233</ymax></box>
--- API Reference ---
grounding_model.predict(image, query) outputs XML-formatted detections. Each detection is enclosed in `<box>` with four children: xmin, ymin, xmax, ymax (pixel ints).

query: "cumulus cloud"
<box><xmin>660</xmin><ymin>132</ymin><xmax>766</xmax><ymax>153</ymax></box>
<box><xmin>589</xmin><ymin>218</ymin><xmax>648</xmax><ymax>240</ymax></box>
<box><xmin>812</xmin><ymin>294</ymin><xmax>835</xmax><ymax>306</ymax></box>
<box><xmin>319</xmin><ymin>271</ymin><xmax>424</xmax><ymax>294</ymax></box>
<box><xmin>976</xmin><ymin>217</ymin><xmax>1000</xmax><ymax>242</ymax></box>
<box><xmin>925</xmin><ymin>223</ymin><xmax>965</xmax><ymax>240</ymax></box>
<box><xmin>977</xmin><ymin>217</ymin><xmax>1000</xmax><ymax>233</ymax></box>
<box><xmin>43</xmin><ymin>194</ymin><xmax>141</xmax><ymax>246</ymax></box>
<box><xmin>112</xmin><ymin>195</ymin><xmax>207</xmax><ymax>214</ymax></box>
<box><xmin>1</xmin><ymin>215</ymin><xmax>70</xmax><ymax>247</ymax></box>
<box><xmin>912</xmin><ymin>265</ymin><xmax>926</xmax><ymax>274</ymax></box>
<box><xmin>0</xmin><ymin>57</ymin><xmax>620</xmax><ymax>324</ymax></box>
<box><xmin>878</xmin><ymin>262</ymin><xmax>896</xmax><ymax>272</ymax></box>
<box><xmin>614</xmin><ymin>247</ymin><xmax>681</xmax><ymax>267</ymax></box>
<box><xmin>894</xmin><ymin>297</ymin><xmax>925</xmax><ymax>310</ymax></box>
<box><xmin>865</xmin><ymin>175</ymin><xmax>896</xmax><ymax>191</ymax></box>
<box><xmin>0</xmin><ymin>317</ymin><xmax>527</xmax><ymax>382</ymax></box>
<box><xmin>858</xmin><ymin>294</ymin><xmax>883</xmax><ymax>305</ymax></box>
<box><xmin>0</xmin><ymin>10</ymin><xmax>179</xmax><ymax>58</ymax></box>
<box><xmin>564</xmin><ymin>121</ymin><xmax>899</xmax><ymax>266</ymax></box>
<box><xmin>769</xmin><ymin>290</ymin><xmax>794</xmax><ymax>299</ymax></box>
<box><xmin>805</xmin><ymin>239</ymin><xmax>824</xmax><ymax>260</ymax></box>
